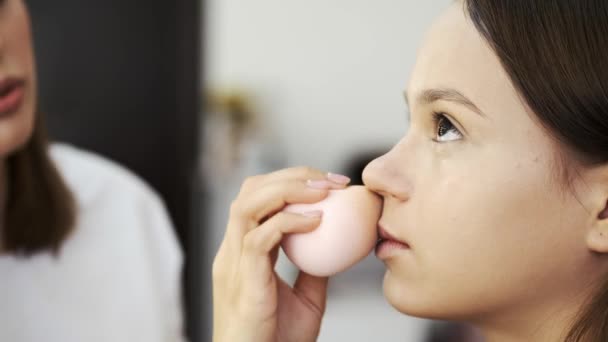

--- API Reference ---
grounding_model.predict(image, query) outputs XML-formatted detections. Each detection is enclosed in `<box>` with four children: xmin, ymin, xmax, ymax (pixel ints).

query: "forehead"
<box><xmin>407</xmin><ymin>3</ymin><xmax>517</xmax><ymax>115</ymax></box>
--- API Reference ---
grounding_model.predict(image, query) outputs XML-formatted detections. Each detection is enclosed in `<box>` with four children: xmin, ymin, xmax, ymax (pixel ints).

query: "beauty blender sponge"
<box><xmin>280</xmin><ymin>185</ymin><xmax>382</xmax><ymax>277</ymax></box>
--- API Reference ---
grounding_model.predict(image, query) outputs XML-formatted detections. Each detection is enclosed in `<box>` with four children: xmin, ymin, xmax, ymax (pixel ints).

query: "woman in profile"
<box><xmin>213</xmin><ymin>0</ymin><xmax>608</xmax><ymax>341</ymax></box>
<box><xmin>0</xmin><ymin>1</ymin><xmax>184</xmax><ymax>341</ymax></box>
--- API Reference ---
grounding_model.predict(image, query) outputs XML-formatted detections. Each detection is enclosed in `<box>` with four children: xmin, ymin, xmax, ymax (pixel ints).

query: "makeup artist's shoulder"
<box><xmin>48</xmin><ymin>143</ymin><xmax>165</xmax><ymax>212</ymax></box>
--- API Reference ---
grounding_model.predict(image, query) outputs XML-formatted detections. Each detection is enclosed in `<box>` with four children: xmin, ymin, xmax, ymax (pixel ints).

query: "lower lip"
<box><xmin>0</xmin><ymin>84</ymin><xmax>25</xmax><ymax>116</ymax></box>
<box><xmin>375</xmin><ymin>239</ymin><xmax>410</xmax><ymax>259</ymax></box>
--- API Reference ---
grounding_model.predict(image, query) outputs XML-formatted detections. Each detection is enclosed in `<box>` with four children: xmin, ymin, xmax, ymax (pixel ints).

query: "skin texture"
<box><xmin>362</xmin><ymin>3</ymin><xmax>608</xmax><ymax>342</ymax></box>
<box><xmin>0</xmin><ymin>0</ymin><xmax>36</xmax><ymax>157</ymax></box>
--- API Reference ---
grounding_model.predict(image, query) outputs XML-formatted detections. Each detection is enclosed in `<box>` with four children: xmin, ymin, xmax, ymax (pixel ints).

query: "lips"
<box><xmin>0</xmin><ymin>78</ymin><xmax>23</xmax><ymax>95</ymax></box>
<box><xmin>377</xmin><ymin>224</ymin><xmax>410</xmax><ymax>247</ymax></box>
<box><xmin>0</xmin><ymin>77</ymin><xmax>25</xmax><ymax>115</ymax></box>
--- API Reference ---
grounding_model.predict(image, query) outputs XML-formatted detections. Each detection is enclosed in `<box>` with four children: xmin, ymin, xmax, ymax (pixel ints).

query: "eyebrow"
<box><xmin>403</xmin><ymin>88</ymin><xmax>487</xmax><ymax>118</ymax></box>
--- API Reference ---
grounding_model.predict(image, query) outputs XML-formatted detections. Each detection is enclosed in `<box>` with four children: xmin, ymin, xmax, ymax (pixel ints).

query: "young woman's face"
<box><xmin>0</xmin><ymin>0</ymin><xmax>35</xmax><ymax>157</ymax></box>
<box><xmin>363</xmin><ymin>2</ymin><xmax>606</xmax><ymax>326</ymax></box>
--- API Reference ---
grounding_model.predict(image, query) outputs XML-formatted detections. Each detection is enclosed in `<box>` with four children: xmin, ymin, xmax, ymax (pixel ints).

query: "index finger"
<box><xmin>241</xmin><ymin>167</ymin><xmax>351</xmax><ymax>196</ymax></box>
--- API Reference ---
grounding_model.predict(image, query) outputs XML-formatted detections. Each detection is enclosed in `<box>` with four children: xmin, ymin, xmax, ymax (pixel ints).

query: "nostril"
<box><xmin>374</xmin><ymin>189</ymin><xmax>390</xmax><ymax>197</ymax></box>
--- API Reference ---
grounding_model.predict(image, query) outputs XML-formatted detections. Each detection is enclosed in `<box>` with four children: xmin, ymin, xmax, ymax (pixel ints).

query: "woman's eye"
<box><xmin>433</xmin><ymin>112</ymin><xmax>463</xmax><ymax>142</ymax></box>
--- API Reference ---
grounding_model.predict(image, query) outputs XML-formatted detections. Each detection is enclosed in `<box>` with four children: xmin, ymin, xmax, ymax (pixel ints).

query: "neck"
<box><xmin>479</xmin><ymin>310</ymin><xmax>571</xmax><ymax>342</ymax></box>
<box><xmin>475</xmin><ymin>277</ymin><xmax>599</xmax><ymax>342</ymax></box>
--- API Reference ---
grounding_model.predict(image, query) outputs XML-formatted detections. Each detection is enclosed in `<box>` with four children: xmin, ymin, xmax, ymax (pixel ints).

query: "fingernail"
<box><xmin>307</xmin><ymin>179</ymin><xmax>333</xmax><ymax>189</ymax></box>
<box><xmin>301</xmin><ymin>210</ymin><xmax>323</xmax><ymax>218</ymax></box>
<box><xmin>327</xmin><ymin>172</ymin><xmax>351</xmax><ymax>185</ymax></box>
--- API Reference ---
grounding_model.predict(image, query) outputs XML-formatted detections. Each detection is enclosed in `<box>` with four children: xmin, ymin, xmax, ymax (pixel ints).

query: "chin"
<box><xmin>382</xmin><ymin>270</ymin><xmax>492</xmax><ymax>323</ymax></box>
<box><xmin>0</xmin><ymin>101</ymin><xmax>36</xmax><ymax>158</ymax></box>
<box><xmin>382</xmin><ymin>269</ymin><xmax>453</xmax><ymax>320</ymax></box>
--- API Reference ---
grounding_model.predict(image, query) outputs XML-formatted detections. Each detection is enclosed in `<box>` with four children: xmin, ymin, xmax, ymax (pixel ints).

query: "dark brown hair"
<box><xmin>2</xmin><ymin>112</ymin><xmax>76</xmax><ymax>256</ymax></box>
<box><xmin>462</xmin><ymin>0</ymin><xmax>608</xmax><ymax>340</ymax></box>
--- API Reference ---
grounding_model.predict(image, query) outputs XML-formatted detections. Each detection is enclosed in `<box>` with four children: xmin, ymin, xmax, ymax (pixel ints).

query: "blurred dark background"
<box><xmin>27</xmin><ymin>0</ymin><xmax>203</xmax><ymax>341</ymax></box>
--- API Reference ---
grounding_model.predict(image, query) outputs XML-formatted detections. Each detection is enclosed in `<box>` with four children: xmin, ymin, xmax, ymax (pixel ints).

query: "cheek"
<box><xmin>7</xmin><ymin>4</ymin><xmax>35</xmax><ymax>70</ymax></box>
<box><xmin>434</xmin><ymin>157</ymin><xmax>556</xmax><ymax>259</ymax></box>
<box><xmin>420</xmin><ymin>145</ymin><xmax>558</xmax><ymax>250</ymax></box>
<box><xmin>401</xmin><ymin>150</ymin><xmax>577</xmax><ymax>313</ymax></box>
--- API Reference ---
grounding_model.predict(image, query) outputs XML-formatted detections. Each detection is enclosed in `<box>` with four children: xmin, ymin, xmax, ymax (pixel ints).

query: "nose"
<box><xmin>362</xmin><ymin>147</ymin><xmax>411</xmax><ymax>201</ymax></box>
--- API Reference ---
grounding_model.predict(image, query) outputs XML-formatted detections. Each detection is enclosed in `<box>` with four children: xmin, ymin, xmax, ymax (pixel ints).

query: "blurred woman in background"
<box><xmin>213</xmin><ymin>0</ymin><xmax>608</xmax><ymax>341</ymax></box>
<box><xmin>0</xmin><ymin>1</ymin><xmax>184</xmax><ymax>341</ymax></box>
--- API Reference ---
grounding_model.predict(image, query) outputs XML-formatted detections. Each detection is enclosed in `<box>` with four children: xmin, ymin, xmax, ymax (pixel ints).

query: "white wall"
<box><xmin>204</xmin><ymin>1</ymin><xmax>451</xmax><ymax>341</ymax></box>
<box><xmin>206</xmin><ymin>0</ymin><xmax>450</xmax><ymax>172</ymax></box>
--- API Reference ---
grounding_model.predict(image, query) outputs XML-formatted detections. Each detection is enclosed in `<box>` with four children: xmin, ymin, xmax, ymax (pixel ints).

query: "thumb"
<box><xmin>293</xmin><ymin>271</ymin><xmax>329</xmax><ymax>316</ymax></box>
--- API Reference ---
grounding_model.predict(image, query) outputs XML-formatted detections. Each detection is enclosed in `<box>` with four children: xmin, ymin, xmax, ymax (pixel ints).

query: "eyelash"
<box><xmin>431</xmin><ymin>111</ymin><xmax>463</xmax><ymax>142</ymax></box>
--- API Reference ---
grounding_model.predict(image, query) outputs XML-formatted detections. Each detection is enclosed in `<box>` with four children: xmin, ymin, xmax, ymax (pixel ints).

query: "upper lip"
<box><xmin>378</xmin><ymin>223</ymin><xmax>410</xmax><ymax>246</ymax></box>
<box><xmin>0</xmin><ymin>77</ymin><xmax>25</xmax><ymax>95</ymax></box>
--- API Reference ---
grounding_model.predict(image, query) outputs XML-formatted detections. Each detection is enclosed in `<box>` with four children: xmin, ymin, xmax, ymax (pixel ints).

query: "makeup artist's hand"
<box><xmin>212</xmin><ymin>167</ymin><xmax>351</xmax><ymax>342</ymax></box>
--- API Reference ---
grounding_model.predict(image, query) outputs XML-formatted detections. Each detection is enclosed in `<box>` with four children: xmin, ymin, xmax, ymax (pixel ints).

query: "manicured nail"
<box><xmin>306</xmin><ymin>179</ymin><xmax>334</xmax><ymax>189</ymax></box>
<box><xmin>327</xmin><ymin>172</ymin><xmax>351</xmax><ymax>185</ymax></box>
<box><xmin>301</xmin><ymin>210</ymin><xmax>323</xmax><ymax>218</ymax></box>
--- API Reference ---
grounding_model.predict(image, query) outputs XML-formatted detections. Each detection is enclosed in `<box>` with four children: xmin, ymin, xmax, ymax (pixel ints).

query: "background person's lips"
<box><xmin>0</xmin><ymin>78</ymin><xmax>25</xmax><ymax>116</ymax></box>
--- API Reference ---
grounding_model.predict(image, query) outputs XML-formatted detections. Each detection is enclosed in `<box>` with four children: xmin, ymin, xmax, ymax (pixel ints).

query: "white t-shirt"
<box><xmin>0</xmin><ymin>144</ymin><xmax>186</xmax><ymax>342</ymax></box>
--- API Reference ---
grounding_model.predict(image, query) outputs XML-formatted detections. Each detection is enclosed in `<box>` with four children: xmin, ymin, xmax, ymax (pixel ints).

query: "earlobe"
<box><xmin>587</xmin><ymin>200</ymin><xmax>608</xmax><ymax>253</ymax></box>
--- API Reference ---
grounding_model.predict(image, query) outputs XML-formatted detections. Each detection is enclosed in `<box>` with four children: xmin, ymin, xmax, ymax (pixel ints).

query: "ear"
<box><xmin>585</xmin><ymin>163</ymin><xmax>608</xmax><ymax>253</ymax></box>
<box><xmin>586</xmin><ymin>199</ymin><xmax>608</xmax><ymax>253</ymax></box>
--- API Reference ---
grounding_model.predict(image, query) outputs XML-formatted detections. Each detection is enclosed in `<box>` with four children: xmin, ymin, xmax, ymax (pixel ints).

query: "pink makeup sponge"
<box><xmin>280</xmin><ymin>185</ymin><xmax>382</xmax><ymax>277</ymax></box>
